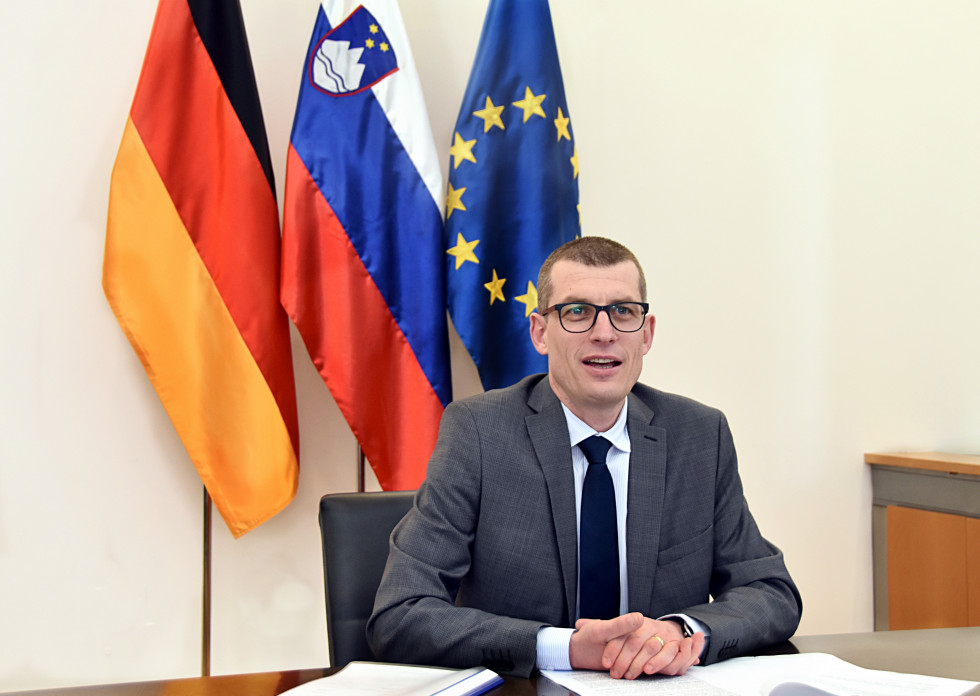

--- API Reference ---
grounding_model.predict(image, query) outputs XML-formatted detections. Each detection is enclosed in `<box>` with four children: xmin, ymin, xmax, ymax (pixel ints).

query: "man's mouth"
<box><xmin>584</xmin><ymin>358</ymin><xmax>621</xmax><ymax>369</ymax></box>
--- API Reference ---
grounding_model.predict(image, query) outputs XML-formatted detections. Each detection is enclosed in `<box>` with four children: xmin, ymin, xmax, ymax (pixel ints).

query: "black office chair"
<box><xmin>318</xmin><ymin>490</ymin><xmax>416</xmax><ymax>667</ymax></box>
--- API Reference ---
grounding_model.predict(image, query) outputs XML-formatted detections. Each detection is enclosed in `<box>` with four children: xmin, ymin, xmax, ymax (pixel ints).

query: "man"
<box><xmin>367</xmin><ymin>237</ymin><xmax>802</xmax><ymax>679</ymax></box>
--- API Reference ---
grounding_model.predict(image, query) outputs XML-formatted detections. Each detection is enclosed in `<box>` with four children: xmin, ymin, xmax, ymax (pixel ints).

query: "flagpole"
<box><xmin>202</xmin><ymin>486</ymin><xmax>212</xmax><ymax>676</ymax></box>
<box><xmin>357</xmin><ymin>445</ymin><xmax>366</xmax><ymax>492</ymax></box>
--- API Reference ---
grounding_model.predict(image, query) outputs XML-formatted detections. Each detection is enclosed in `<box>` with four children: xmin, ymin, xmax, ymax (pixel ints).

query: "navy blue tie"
<box><xmin>578</xmin><ymin>435</ymin><xmax>619</xmax><ymax>620</ymax></box>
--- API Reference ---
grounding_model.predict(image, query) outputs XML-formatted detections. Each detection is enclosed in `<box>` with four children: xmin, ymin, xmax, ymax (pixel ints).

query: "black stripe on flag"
<box><xmin>186</xmin><ymin>0</ymin><xmax>277</xmax><ymax>196</ymax></box>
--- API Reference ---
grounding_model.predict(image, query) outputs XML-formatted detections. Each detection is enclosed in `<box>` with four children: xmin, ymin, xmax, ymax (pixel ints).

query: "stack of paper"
<box><xmin>281</xmin><ymin>662</ymin><xmax>503</xmax><ymax>696</ymax></box>
<box><xmin>542</xmin><ymin>653</ymin><xmax>978</xmax><ymax>696</ymax></box>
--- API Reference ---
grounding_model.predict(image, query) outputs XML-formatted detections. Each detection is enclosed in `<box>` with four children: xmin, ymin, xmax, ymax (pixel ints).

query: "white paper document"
<box><xmin>541</xmin><ymin>653</ymin><xmax>978</xmax><ymax>696</ymax></box>
<box><xmin>280</xmin><ymin>661</ymin><xmax>503</xmax><ymax>696</ymax></box>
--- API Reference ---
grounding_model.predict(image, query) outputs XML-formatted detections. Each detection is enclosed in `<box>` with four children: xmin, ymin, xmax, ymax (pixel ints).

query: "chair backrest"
<box><xmin>318</xmin><ymin>490</ymin><xmax>415</xmax><ymax>667</ymax></box>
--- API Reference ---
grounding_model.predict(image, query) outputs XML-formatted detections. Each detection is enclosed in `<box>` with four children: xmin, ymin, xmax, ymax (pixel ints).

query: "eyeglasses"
<box><xmin>540</xmin><ymin>302</ymin><xmax>650</xmax><ymax>333</ymax></box>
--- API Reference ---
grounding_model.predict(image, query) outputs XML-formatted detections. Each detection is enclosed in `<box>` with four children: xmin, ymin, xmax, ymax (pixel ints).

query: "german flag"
<box><xmin>103</xmin><ymin>0</ymin><xmax>299</xmax><ymax>537</ymax></box>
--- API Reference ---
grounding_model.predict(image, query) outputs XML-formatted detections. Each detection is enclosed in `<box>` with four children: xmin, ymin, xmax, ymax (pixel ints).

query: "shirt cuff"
<box><xmin>536</xmin><ymin>626</ymin><xmax>575</xmax><ymax>671</ymax></box>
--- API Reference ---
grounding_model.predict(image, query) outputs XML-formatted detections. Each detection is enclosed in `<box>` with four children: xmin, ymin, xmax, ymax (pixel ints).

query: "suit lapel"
<box><xmin>526</xmin><ymin>379</ymin><xmax>578</xmax><ymax>626</ymax></box>
<box><xmin>625</xmin><ymin>392</ymin><xmax>667</xmax><ymax>614</ymax></box>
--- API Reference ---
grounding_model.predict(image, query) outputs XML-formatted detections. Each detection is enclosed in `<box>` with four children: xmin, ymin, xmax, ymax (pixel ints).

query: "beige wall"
<box><xmin>1</xmin><ymin>0</ymin><xmax>978</xmax><ymax>690</ymax></box>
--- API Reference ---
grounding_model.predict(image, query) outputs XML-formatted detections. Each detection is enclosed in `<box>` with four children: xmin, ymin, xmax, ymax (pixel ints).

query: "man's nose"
<box><xmin>590</xmin><ymin>309</ymin><xmax>618</xmax><ymax>339</ymax></box>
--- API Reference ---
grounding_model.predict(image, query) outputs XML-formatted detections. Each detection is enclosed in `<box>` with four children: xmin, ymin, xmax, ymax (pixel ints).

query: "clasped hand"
<box><xmin>568</xmin><ymin>613</ymin><xmax>705</xmax><ymax>680</ymax></box>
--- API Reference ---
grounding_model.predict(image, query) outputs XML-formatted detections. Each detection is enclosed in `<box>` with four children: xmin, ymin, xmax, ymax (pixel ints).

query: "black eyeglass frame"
<box><xmin>539</xmin><ymin>302</ymin><xmax>650</xmax><ymax>333</ymax></box>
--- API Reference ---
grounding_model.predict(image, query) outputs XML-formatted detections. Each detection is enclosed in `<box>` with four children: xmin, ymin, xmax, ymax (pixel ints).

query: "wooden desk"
<box><xmin>5</xmin><ymin>628</ymin><xmax>978</xmax><ymax>696</ymax></box>
<box><xmin>867</xmin><ymin>452</ymin><xmax>980</xmax><ymax>630</ymax></box>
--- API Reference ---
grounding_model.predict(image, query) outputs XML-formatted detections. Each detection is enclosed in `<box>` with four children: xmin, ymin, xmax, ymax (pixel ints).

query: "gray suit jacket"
<box><xmin>367</xmin><ymin>375</ymin><xmax>802</xmax><ymax>677</ymax></box>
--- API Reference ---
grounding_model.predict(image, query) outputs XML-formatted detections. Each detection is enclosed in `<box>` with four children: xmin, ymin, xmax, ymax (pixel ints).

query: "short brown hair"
<box><xmin>537</xmin><ymin>236</ymin><xmax>647</xmax><ymax>311</ymax></box>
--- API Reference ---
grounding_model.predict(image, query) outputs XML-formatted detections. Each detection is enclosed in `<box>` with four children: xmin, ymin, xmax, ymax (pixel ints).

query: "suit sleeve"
<box><xmin>366</xmin><ymin>399</ymin><xmax>545</xmax><ymax>677</ymax></box>
<box><xmin>679</xmin><ymin>413</ymin><xmax>803</xmax><ymax>663</ymax></box>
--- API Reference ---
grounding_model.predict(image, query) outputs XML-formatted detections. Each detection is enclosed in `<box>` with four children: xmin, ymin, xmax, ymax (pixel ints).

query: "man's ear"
<box><xmin>529</xmin><ymin>312</ymin><xmax>549</xmax><ymax>356</ymax></box>
<box><xmin>641</xmin><ymin>314</ymin><xmax>656</xmax><ymax>355</ymax></box>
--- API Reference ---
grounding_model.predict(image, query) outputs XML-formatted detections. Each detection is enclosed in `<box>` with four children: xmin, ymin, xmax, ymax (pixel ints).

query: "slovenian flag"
<box><xmin>445</xmin><ymin>0</ymin><xmax>580</xmax><ymax>391</ymax></box>
<box><xmin>281</xmin><ymin>0</ymin><xmax>450</xmax><ymax>490</ymax></box>
<box><xmin>104</xmin><ymin>0</ymin><xmax>299</xmax><ymax>537</ymax></box>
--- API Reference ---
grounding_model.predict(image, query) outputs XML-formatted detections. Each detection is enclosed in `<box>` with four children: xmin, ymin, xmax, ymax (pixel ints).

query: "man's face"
<box><xmin>529</xmin><ymin>259</ymin><xmax>655</xmax><ymax>428</ymax></box>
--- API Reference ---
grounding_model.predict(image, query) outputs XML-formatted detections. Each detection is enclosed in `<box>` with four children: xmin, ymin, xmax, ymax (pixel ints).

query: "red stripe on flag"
<box><xmin>282</xmin><ymin>145</ymin><xmax>442</xmax><ymax>490</ymax></box>
<box><xmin>129</xmin><ymin>0</ymin><xmax>298</xmax><ymax>454</ymax></box>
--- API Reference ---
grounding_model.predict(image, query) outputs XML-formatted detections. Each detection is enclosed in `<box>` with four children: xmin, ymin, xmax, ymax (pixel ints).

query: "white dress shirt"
<box><xmin>536</xmin><ymin>399</ymin><xmax>709</xmax><ymax>670</ymax></box>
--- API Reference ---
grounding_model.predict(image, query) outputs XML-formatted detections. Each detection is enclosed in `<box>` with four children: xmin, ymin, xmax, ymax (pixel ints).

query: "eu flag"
<box><xmin>445</xmin><ymin>0</ymin><xmax>580</xmax><ymax>391</ymax></box>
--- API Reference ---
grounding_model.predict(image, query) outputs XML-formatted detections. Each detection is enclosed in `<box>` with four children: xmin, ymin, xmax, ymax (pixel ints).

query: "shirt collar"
<box><xmin>561</xmin><ymin>398</ymin><xmax>631</xmax><ymax>454</ymax></box>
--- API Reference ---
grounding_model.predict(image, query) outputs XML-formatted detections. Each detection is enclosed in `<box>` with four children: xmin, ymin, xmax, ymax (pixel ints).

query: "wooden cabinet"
<box><xmin>868</xmin><ymin>452</ymin><xmax>980</xmax><ymax>630</ymax></box>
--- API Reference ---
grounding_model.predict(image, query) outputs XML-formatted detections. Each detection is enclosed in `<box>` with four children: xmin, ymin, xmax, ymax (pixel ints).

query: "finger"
<box><xmin>676</xmin><ymin>632</ymin><xmax>705</xmax><ymax>671</ymax></box>
<box><xmin>612</xmin><ymin>626</ymin><xmax>673</xmax><ymax>679</ymax></box>
<box><xmin>623</xmin><ymin>636</ymin><xmax>677</xmax><ymax>679</ymax></box>
<box><xmin>691</xmin><ymin>632</ymin><xmax>706</xmax><ymax>663</ymax></box>
<box><xmin>606</xmin><ymin>620</ymin><xmax>656</xmax><ymax>677</ymax></box>
<box><xmin>569</xmin><ymin>615</ymin><xmax>642</xmax><ymax>672</ymax></box>
<box><xmin>600</xmin><ymin>633</ymin><xmax>630</xmax><ymax>670</ymax></box>
<box><xmin>590</xmin><ymin>612</ymin><xmax>642</xmax><ymax>643</ymax></box>
<box><xmin>659</xmin><ymin>638</ymin><xmax>694</xmax><ymax>676</ymax></box>
<box><xmin>652</xmin><ymin>635</ymin><xmax>703</xmax><ymax>677</ymax></box>
<box><xmin>622</xmin><ymin>634</ymin><xmax>668</xmax><ymax>679</ymax></box>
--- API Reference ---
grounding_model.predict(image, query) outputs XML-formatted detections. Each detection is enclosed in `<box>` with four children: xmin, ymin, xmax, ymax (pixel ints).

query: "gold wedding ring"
<box><xmin>654</xmin><ymin>634</ymin><xmax>665</xmax><ymax>648</ymax></box>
